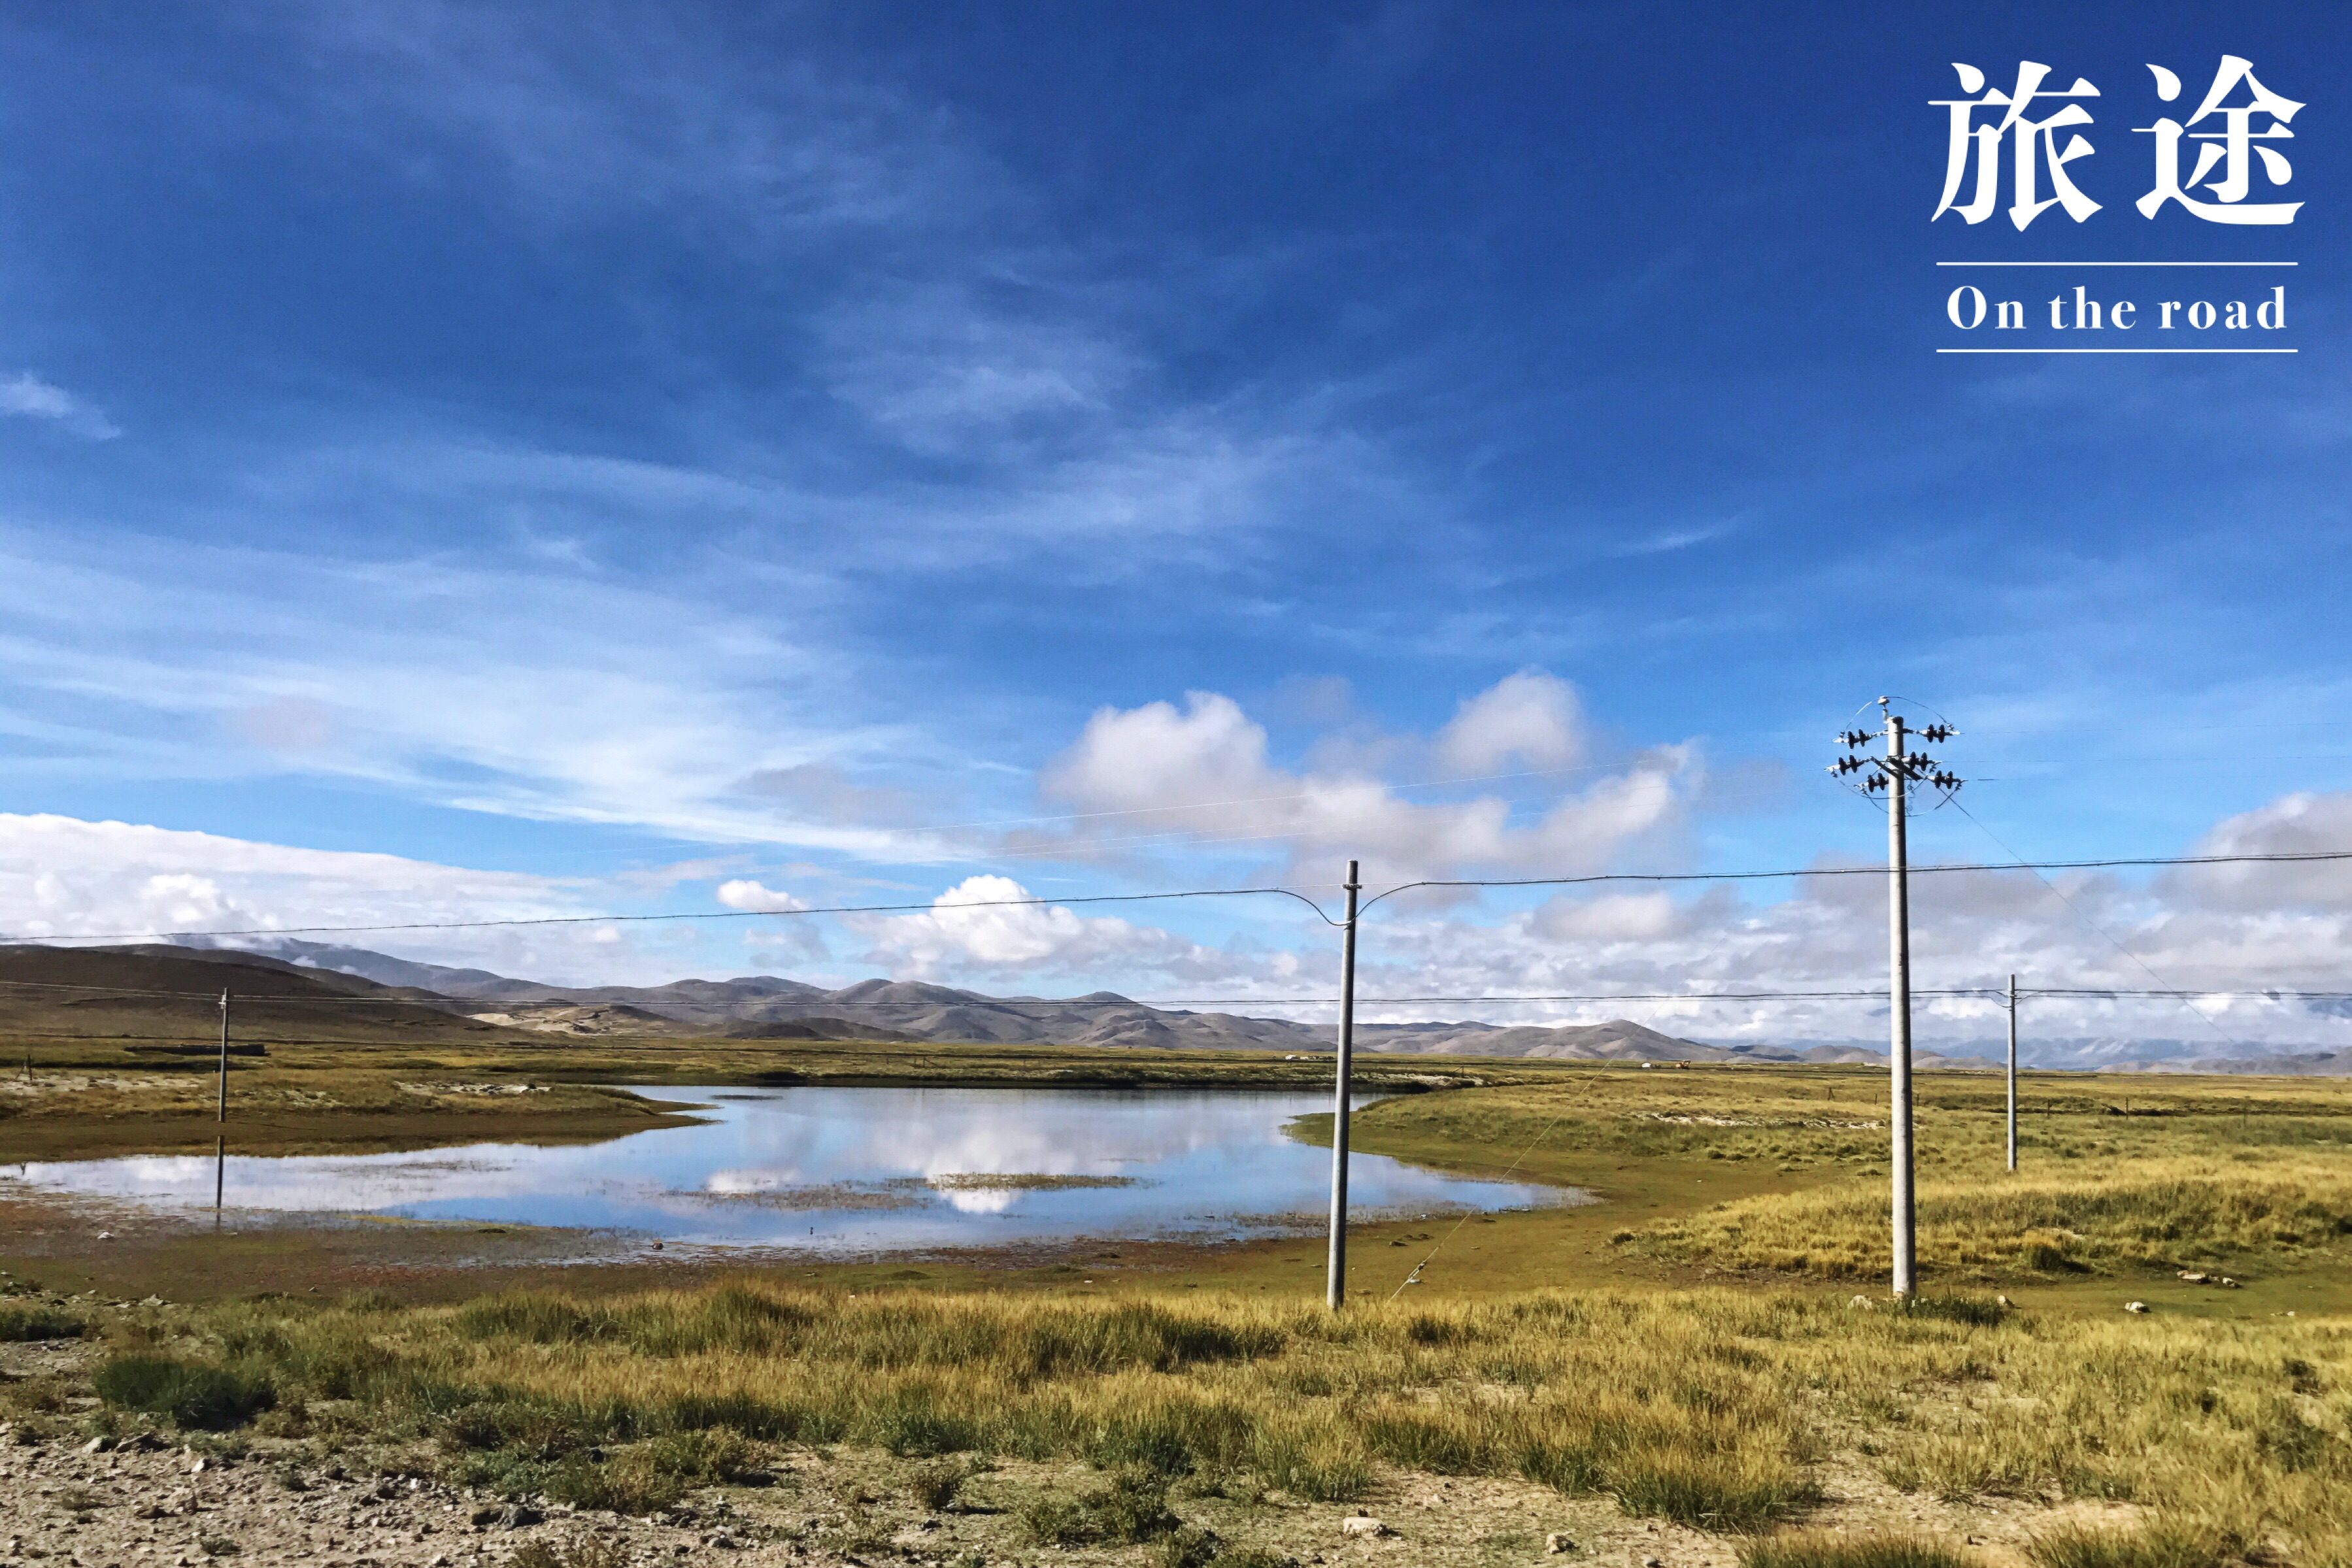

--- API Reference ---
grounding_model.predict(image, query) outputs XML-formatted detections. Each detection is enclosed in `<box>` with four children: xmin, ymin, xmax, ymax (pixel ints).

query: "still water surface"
<box><xmin>5</xmin><ymin>1087</ymin><xmax>1575</xmax><ymax>1253</ymax></box>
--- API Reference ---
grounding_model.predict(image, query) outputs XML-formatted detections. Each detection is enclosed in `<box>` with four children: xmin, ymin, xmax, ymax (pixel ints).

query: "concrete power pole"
<box><xmin>1832</xmin><ymin>704</ymin><xmax>1960</xmax><ymax>1299</ymax></box>
<box><xmin>215</xmin><ymin>989</ymin><xmax>231</xmax><ymax>1213</ymax></box>
<box><xmin>1325</xmin><ymin>860</ymin><xmax>1361</xmax><ymax>1311</ymax></box>
<box><xmin>2006</xmin><ymin>974</ymin><xmax>2019</xmax><ymax>1172</ymax></box>
<box><xmin>1885</xmin><ymin>712</ymin><xmax>1913</xmax><ymax>1295</ymax></box>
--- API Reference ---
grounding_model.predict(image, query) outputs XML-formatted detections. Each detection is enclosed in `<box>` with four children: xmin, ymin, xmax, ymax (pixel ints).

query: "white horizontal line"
<box><xmin>1936</xmin><ymin>260</ymin><xmax>2295</xmax><ymax>267</ymax></box>
<box><xmin>1936</xmin><ymin>348</ymin><xmax>2297</xmax><ymax>354</ymax></box>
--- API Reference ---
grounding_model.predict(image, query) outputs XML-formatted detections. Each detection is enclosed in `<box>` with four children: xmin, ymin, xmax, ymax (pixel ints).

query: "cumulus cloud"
<box><xmin>0</xmin><ymin>813</ymin><xmax>576</xmax><ymax>942</ymax></box>
<box><xmin>0</xmin><ymin>373</ymin><xmax>120</xmax><ymax>440</ymax></box>
<box><xmin>0</xmin><ymin>812</ymin><xmax>710</xmax><ymax>987</ymax></box>
<box><xmin>848</xmin><ymin>873</ymin><xmax>1230</xmax><ymax>980</ymax></box>
<box><xmin>715</xmin><ymin>878</ymin><xmax>807</xmax><ymax>912</ymax></box>
<box><xmin>15</xmin><ymin>790</ymin><xmax>2352</xmax><ymax>1060</ymax></box>
<box><xmin>2173</xmin><ymin>791</ymin><xmax>2352</xmax><ymax>909</ymax></box>
<box><xmin>715</xmin><ymin>880</ymin><xmax>828</xmax><ymax>964</ymax></box>
<box><xmin>1531</xmin><ymin>890</ymin><xmax>1680</xmax><ymax>942</ymax></box>
<box><xmin>1322</xmin><ymin>824</ymin><xmax>2352</xmax><ymax>1058</ymax></box>
<box><xmin>1028</xmin><ymin>674</ymin><xmax>1688</xmax><ymax>882</ymax></box>
<box><xmin>1432</xmin><ymin>669</ymin><xmax>1586</xmax><ymax>775</ymax></box>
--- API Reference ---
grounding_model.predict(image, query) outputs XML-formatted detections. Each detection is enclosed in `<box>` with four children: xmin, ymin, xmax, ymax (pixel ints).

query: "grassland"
<box><xmin>5</xmin><ymin>1043</ymin><xmax>2352</xmax><ymax>1564</ymax></box>
<box><xmin>1334</xmin><ymin>1068</ymin><xmax>2352</xmax><ymax>1288</ymax></box>
<box><xmin>5</xmin><ymin>1275</ymin><xmax>2348</xmax><ymax>1565</ymax></box>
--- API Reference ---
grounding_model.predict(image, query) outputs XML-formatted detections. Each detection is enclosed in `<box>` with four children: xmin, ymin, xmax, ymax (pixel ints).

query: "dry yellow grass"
<box><xmin>1346</xmin><ymin>1069</ymin><xmax>2352</xmax><ymax>1283</ymax></box>
<box><xmin>40</xmin><ymin>1280</ymin><xmax>2349</xmax><ymax>1563</ymax></box>
<box><xmin>1640</xmin><ymin>1151</ymin><xmax>2352</xmax><ymax>1279</ymax></box>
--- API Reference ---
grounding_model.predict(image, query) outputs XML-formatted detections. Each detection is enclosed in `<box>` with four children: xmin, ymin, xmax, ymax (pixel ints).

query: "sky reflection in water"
<box><xmin>4</xmin><ymin>1088</ymin><xmax>1576</xmax><ymax>1253</ymax></box>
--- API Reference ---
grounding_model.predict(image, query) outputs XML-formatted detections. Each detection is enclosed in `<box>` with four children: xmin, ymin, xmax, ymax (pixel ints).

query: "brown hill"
<box><xmin>0</xmin><ymin>944</ymin><xmax>509</xmax><ymax>1044</ymax></box>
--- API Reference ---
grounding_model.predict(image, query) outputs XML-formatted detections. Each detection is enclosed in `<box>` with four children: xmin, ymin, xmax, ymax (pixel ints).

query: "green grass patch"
<box><xmin>0</xmin><ymin>1306</ymin><xmax>87</xmax><ymax>1341</ymax></box>
<box><xmin>1019</xmin><ymin>1467</ymin><xmax>1184</xmax><ymax>1546</ymax></box>
<box><xmin>93</xmin><ymin>1355</ymin><xmax>275</xmax><ymax>1430</ymax></box>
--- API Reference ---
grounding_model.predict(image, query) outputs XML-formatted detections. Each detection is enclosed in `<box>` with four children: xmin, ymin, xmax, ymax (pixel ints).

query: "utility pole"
<box><xmin>2006</xmin><ymin>974</ymin><xmax>2019</xmax><ymax>1173</ymax></box>
<box><xmin>215</xmin><ymin>989</ymin><xmax>230</xmax><ymax>1214</ymax></box>
<box><xmin>1832</xmin><ymin>703</ymin><xmax>1960</xmax><ymax>1298</ymax></box>
<box><xmin>1885</xmin><ymin>710</ymin><xmax>1913</xmax><ymax>1295</ymax></box>
<box><xmin>1325</xmin><ymin>860</ymin><xmax>1361</xmax><ymax>1311</ymax></box>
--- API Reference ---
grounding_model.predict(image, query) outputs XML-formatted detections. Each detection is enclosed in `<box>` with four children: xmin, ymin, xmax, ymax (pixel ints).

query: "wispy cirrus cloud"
<box><xmin>0</xmin><ymin>520</ymin><xmax>943</xmax><ymax>856</ymax></box>
<box><xmin>0</xmin><ymin>373</ymin><xmax>119</xmax><ymax>440</ymax></box>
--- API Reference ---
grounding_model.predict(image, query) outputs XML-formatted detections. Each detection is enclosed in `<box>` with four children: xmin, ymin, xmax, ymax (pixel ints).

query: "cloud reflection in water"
<box><xmin>3</xmin><ymin>1087</ymin><xmax>1578</xmax><ymax>1254</ymax></box>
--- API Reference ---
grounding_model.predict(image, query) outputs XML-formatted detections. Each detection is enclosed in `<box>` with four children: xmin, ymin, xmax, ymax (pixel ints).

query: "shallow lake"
<box><xmin>3</xmin><ymin>1086</ymin><xmax>1579</xmax><ymax>1254</ymax></box>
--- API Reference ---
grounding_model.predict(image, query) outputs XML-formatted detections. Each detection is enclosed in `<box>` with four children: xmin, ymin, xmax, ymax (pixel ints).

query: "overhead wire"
<box><xmin>1388</xmin><ymin>1082</ymin><xmax>1590</xmax><ymax>1303</ymax></box>
<box><xmin>1351</xmin><ymin>849</ymin><xmax>2352</xmax><ymax>911</ymax></box>
<box><xmin>11</xmin><ymin>847</ymin><xmax>2352</xmax><ymax>945</ymax></box>
<box><xmin>0</xmin><ymin>977</ymin><xmax>2017</xmax><ymax>1006</ymax></box>
<box><xmin>1943</xmin><ymin>797</ymin><xmax>2268</xmax><ymax>1061</ymax></box>
<box><xmin>2</xmin><ymin>882</ymin><xmax>1348</xmax><ymax>944</ymax></box>
<box><xmin>0</xmin><ymin>977</ymin><xmax>1971</xmax><ymax>1009</ymax></box>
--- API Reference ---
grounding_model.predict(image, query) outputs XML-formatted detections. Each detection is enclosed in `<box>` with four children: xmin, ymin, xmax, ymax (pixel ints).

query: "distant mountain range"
<box><xmin>263</xmin><ymin>939</ymin><xmax>1787</xmax><ymax>1059</ymax></box>
<box><xmin>4</xmin><ymin>939</ymin><xmax>2345</xmax><ymax>1074</ymax></box>
<box><xmin>3</xmin><ymin>939</ymin><xmax>1790</xmax><ymax>1062</ymax></box>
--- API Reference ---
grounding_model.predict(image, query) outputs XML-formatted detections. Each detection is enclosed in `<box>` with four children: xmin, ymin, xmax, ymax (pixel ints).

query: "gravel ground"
<box><xmin>0</xmin><ymin>1431</ymin><xmax>771</xmax><ymax>1568</ymax></box>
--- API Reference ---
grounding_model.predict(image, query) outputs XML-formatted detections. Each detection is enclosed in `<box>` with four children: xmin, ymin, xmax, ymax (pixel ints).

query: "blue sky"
<box><xmin>3</xmin><ymin>2</ymin><xmax>2349</xmax><ymax>1051</ymax></box>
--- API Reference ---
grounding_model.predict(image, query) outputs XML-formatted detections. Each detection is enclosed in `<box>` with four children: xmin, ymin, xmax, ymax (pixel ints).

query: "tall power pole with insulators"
<box><xmin>1832</xmin><ymin>701</ymin><xmax>1960</xmax><ymax>1297</ymax></box>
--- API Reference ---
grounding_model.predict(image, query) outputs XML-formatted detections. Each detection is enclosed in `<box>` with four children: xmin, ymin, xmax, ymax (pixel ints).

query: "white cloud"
<box><xmin>288</xmin><ymin>4</ymin><xmax>998</xmax><ymax>236</ymax></box>
<box><xmin>1433</xmin><ymin>669</ymin><xmax>1586</xmax><ymax>775</ymax></box>
<box><xmin>1030</xmin><ymin>676</ymin><xmax>1689</xmax><ymax>882</ymax></box>
<box><xmin>848</xmin><ymin>873</ymin><xmax>1228</xmax><ymax>980</ymax></box>
<box><xmin>11</xmin><ymin>793</ymin><xmax>2352</xmax><ymax>1059</ymax></box>
<box><xmin>0</xmin><ymin>522</ymin><xmax>952</xmax><ymax>858</ymax></box>
<box><xmin>0</xmin><ymin>373</ymin><xmax>120</xmax><ymax>441</ymax></box>
<box><xmin>1532</xmin><ymin>890</ymin><xmax>1679</xmax><ymax>942</ymax></box>
<box><xmin>2176</xmin><ymin>791</ymin><xmax>2352</xmax><ymax>909</ymax></box>
<box><xmin>715</xmin><ymin>879</ymin><xmax>805</xmax><ymax>912</ymax></box>
<box><xmin>820</xmin><ymin>286</ymin><xmax>1137</xmax><ymax>455</ymax></box>
<box><xmin>0</xmin><ymin>812</ymin><xmax>575</xmax><ymax>954</ymax></box>
<box><xmin>1322</xmin><ymin>828</ymin><xmax>2352</xmax><ymax>1056</ymax></box>
<box><xmin>0</xmin><ymin>811</ymin><xmax>764</xmax><ymax>987</ymax></box>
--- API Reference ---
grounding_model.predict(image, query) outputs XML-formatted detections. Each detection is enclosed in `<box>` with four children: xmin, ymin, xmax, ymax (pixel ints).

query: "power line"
<box><xmin>1</xmin><ymin>883</ymin><xmax>1348</xmax><ymax>944</ymax></box>
<box><xmin>7</xmin><ymin>975</ymin><xmax>2351</xmax><ymax>1008</ymax></box>
<box><xmin>1352</xmin><ymin>849</ymin><xmax>2352</xmax><ymax>910</ymax></box>
<box><xmin>1945</xmin><ymin>797</ymin><xmax>2266</xmax><ymax>1063</ymax></box>
<box><xmin>11</xmin><ymin>846</ymin><xmax>2352</xmax><ymax>946</ymax></box>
